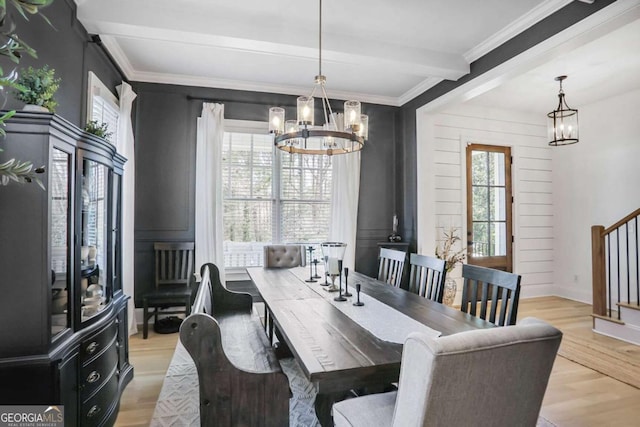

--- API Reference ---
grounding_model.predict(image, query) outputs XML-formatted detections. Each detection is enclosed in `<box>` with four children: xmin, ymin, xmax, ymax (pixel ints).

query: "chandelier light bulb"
<box><xmin>269</xmin><ymin>107</ymin><xmax>285</xmax><ymax>134</ymax></box>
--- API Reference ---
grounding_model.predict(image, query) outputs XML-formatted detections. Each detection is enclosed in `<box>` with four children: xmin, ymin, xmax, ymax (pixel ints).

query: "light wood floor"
<box><xmin>115</xmin><ymin>296</ymin><xmax>640</xmax><ymax>426</ymax></box>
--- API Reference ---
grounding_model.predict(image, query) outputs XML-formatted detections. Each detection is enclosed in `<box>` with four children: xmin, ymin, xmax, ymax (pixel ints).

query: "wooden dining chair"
<box><xmin>378</xmin><ymin>248</ymin><xmax>407</xmax><ymax>288</ymax></box>
<box><xmin>142</xmin><ymin>242</ymin><xmax>195</xmax><ymax>339</ymax></box>
<box><xmin>407</xmin><ymin>254</ymin><xmax>447</xmax><ymax>302</ymax></box>
<box><xmin>460</xmin><ymin>264</ymin><xmax>521</xmax><ymax>326</ymax></box>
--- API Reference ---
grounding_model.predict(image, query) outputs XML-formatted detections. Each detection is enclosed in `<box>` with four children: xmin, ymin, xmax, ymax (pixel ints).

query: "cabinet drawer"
<box><xmin>81</xmin><ymin>371</ymin><xmax>118</xmax><ymax>427</ymax></box>
<box><xmin>81</xmin><ymin>339</ymin><xmax>118</xmax><ymax>399</ymax></box>
<box><xmin>81</xmin><ymin>321</ymin><xmax>117</xmax><ymax>363</ymax></box>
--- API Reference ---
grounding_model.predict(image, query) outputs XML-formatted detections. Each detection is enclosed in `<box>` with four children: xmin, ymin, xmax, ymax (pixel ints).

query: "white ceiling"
<box><xmin>465</xmin><ymin>17</ymin><xmax>640</xmax><ymax>114</ymax></box>
<box><xmin>75</xmin><ymin>0</ymin><xmax>577</xmax><ymax>106</ymax></box>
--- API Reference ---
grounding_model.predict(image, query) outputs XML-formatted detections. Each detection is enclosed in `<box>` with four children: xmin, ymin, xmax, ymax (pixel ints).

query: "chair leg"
<box><xmin>143</xmin><ymin>298</ymin><xmax>149</xmax><ymax>339</ymax></box>
<box><xmin>185</xmin><ymin>296</ymin><xmax>191</xmax><ymax>316</ymax></box>
<box><xmin>264</xmin><ymin>304</ymin><xmax>269</xmax><ymax>333</ymax></box>
<box><xmin>268</xmin><ymin>314</ymin><xmax>274</xmax><ymax>344</ymax></box>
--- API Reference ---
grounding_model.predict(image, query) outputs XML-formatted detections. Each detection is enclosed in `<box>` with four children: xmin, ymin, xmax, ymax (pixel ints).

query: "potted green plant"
<box><xmin>84</xmin><ymin>120</ymin><xmax>113</xmax><ymax>141</ymax></box>
<box><xmin>13</xmin><ymin>65</ymin><xmax>61</xmax><ymax>112</ymax></box>
<box><xmin>0</xmin><ymin>0</ymin><xmax>55</xmax><ymax>188</ymax></box>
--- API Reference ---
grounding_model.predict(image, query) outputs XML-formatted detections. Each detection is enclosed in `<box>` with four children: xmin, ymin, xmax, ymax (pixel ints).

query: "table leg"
<box><xmin>314</xmin><ymin>391</ymin><xmax>344</xmax><ymax>427</ymax></box>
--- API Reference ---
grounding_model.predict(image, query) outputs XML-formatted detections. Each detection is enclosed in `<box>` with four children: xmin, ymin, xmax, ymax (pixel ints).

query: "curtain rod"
<box><xmin>89</xmin><ymin>35</ymin><xmax>129</xmax><ymax>83</ymax></box>
<box><xmin>186</xmin><ymin>95</ymin><xmax>296</xmax><ymax>108</ymax></box>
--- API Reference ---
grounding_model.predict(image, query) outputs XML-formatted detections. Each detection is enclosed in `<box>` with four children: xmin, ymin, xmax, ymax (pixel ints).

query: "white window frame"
<box><xmin>86</xmin><ymin>71</ymin><xmax>120</xmax><ymax>146</ymax></box>
<box><xmin>222</xmin><ymin>119</ymin><xmax>332</xmax><ymax>273</ymax></box>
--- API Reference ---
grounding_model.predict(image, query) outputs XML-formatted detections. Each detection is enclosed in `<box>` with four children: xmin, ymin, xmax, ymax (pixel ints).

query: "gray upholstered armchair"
<box><xmin>332</xmin><ymin>317</ymin><xmax>562</xmax><ymax>427</ymax></box>
<box><xmin>263</xmin><ymin>244</ymin><xmax>306</xmax><ymax>268</ymax></box>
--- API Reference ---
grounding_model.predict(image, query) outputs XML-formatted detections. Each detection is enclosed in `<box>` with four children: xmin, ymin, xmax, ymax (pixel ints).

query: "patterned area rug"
<box><xmin>280</xmin><ymin>358</ymin><xmax>321</xmax><ymax>427</ymax></box>
<box><xmin>151</xmin><ymin>342</ymin><xmax>555</xmax><ymax>426</ymax></box>
<box><xmin>150</xmin><ymin>343</ymin><xmax>322</xmax><ymax>427</ymax></box>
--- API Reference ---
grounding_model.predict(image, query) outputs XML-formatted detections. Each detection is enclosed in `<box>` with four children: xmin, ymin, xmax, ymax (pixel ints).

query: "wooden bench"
<box><xmin>179</xmin><ymin>263</ymin><xmax>290</xmax><ymax>427</ymax></box>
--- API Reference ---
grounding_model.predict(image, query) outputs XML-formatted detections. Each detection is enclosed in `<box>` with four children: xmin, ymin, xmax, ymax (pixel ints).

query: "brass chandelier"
<box><xmin>547</xmin><ymin>75</ymin><xmax>579</xmax><ymax>146</ymax></box>
<box><xmin>268</xmin><ymin>0</ymin><xmax>367</xmax><ymax>155</ymax></box>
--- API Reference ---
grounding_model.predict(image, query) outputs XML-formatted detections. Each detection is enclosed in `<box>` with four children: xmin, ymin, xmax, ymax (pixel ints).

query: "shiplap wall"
<box><xmin>417</xmin><ymin>104</ymin><xmax>553</xmax><ymax>301</ymax></box>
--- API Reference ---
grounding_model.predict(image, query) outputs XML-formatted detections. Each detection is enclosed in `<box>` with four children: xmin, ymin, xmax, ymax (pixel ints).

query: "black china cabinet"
<box><xmin>0</xmin><ymin>112</ymin><xmax>132</xmax><ymax>426</ymax></box>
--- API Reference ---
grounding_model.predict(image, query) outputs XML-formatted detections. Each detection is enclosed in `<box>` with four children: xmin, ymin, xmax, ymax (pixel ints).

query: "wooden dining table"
<box><xmin>247</xmin><ymin>266</ymin><xmax>494</xmax><ymax>426</ymax></box>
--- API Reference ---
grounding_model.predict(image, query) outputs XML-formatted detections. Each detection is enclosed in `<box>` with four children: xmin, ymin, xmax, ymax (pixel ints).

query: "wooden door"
<box><xmin>466</xmin><ymin>144</ymin><xmax>513</xmax><ymax>272</ymax></box>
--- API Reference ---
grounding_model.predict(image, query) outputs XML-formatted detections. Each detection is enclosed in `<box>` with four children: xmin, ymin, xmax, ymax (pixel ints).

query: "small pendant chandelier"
<box><xmin>268</xmin><ymin>0</ymin><xmax>367</xmax><ymax>156</ymax></box>
<box><xmin>547</xmin><ymin>75</ymin><xmax>579</xmax><ymax>146</ymax></box>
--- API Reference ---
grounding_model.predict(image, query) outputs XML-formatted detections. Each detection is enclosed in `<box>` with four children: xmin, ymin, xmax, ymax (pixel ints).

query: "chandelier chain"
<box><xmin>318</xmin><ymin>0</ymin><xmax>322</xmax><ymax>77</ymax></box>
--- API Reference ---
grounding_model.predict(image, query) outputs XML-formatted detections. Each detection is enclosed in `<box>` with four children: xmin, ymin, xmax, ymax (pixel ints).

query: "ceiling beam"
<box><xmin>81</xmin><ymin>20</ymin><xmax>469</xmax><ymax>81</ymax></box>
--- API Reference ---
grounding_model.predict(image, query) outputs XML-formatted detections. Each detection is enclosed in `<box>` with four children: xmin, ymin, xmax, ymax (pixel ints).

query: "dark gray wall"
<box><xmin>3</xmin><ymin>0</ymin><xmax>123</xmax><ymax>127</ymax></box>
<box><xmin>397</xmin><ymin>0</ymin><xmax>617</xmax><ymax>254</ymax></box>
<box><xmin>131</xmin><ymin>82</ymin><xmax>400</xmax><ymax>306</ymax></box>
<box><xmin>13</xmin><ymin>0</ymin><xmax>615</xmax><ymax>309</ymax></box>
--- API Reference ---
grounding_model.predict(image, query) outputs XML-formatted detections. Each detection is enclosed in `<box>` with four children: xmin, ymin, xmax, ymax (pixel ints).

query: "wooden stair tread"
<box><xmin>616</xmin><ymin>302</ymin><xmax>640</xmax><ymax>311</ymax></box>
<box><xmin>591</xmin><ymin>313</ymin><xmax>625</xmax><ymax>325</ymax></box>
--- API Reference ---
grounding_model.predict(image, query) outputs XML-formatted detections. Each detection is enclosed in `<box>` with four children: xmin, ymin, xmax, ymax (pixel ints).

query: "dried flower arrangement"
<box><xmin>435</xmin><ymin>226</ymin><xmax>467</xmax><ymax>273</ymax></box>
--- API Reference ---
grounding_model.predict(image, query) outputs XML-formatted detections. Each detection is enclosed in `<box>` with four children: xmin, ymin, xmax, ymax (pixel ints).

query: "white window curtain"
<box><xmin>115</xmin><ymin>82</ymin><xmax>137</xmax><ymax>336</ymax></box>
<box><xmin>329</xmin><ymin>152</ymin><xmax>361</xmax><ymax>270</ymax></box>
<box><xmin>195</xmin><ymin>103</ymin><xmax>226</xmax><ymax>283</ymax></box>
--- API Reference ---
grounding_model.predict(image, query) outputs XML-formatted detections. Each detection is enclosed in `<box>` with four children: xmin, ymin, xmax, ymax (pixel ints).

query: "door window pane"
<box><xmin>471</xmin><ymin>151</ymin><xmax>488</xmax><ymax>185</ymax></box>
<box><xmin>490</xmin><ymin>187</ymin><xmax>507</xmax><ymax>221</ymax></box>
<box><xmin>491</xmin><ymin>222</ymin><xmax>507</xmax><ymax>256</ymax></box>
<box><xmin>472</xmin><ymin>187</ymin><xmax>488</xmax><ymax>221</ymax></box>
<box><xmin>488</xmin><ymin>152</ymin><xmax>506</xmax><ymax>186</ymax></box>
<box><xmin>472</xmin><ymin>222</ymin><xmax>489</xmax><ymax>256</ymax></box>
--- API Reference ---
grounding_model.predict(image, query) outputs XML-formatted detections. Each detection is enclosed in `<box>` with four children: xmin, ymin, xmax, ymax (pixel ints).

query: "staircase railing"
<box><xmin>592</xmin><ymin>208</ymin><xmax>640</xmax><ymax>321</ymax></box>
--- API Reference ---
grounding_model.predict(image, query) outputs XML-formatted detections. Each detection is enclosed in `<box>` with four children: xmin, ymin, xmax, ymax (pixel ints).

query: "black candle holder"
<box><xmin>321</xmin><ymin>255</ymin><xmax>330</xmax><ymax>286</ymax></box>
<box><xmin>305</xmin><ymin>246</ymin><xmax>317</xmax><ymax>283</ymax></box>
<box><xmin>312</xmin><ymin>258</ymin><xmax>321</xmax><ymax>279</ymax></box>
<box><xmin>334</xmin><ymin>260</ymin><xmax>347</xmax><ymax>301</ymax></box>
<box><xmin>353</xmin><ymin>283</ymin><xmax>364</xmax><ymax>306</ymax></box>
<box><xmin>343</xmin><ymin>267</ymin><xmax>352</xmax><ymax>297</ymax></box>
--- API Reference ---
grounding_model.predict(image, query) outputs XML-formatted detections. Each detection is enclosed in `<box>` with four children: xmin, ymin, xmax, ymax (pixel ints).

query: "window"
<box><xmin>87</xmin><ymin>71</ymin><xmax>119</xmax><ymax>145</ymax></box>
<box><xmin>222</xmin><ymin>121</ymin><xmax>332</xmax><ymax>268</ymax></box>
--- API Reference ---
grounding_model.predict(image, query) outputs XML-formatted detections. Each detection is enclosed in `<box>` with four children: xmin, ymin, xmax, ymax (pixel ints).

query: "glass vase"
<box><xmin>443</xmin><ymin>277</ymin><xmax>457</xmax><ymax>306</ymax></box>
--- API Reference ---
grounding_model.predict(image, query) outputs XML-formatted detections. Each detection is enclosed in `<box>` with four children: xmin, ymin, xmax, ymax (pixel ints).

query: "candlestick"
<box><xmin>312</xmin><ymin>258</ymin><xmax>321</xmax><ymax>279</ymax></box>
<box><xmin>343</xmin><ymin>267</ymin><xmax>352</xmax><ymax>297</ymax></box>
<box><xmin>334</xmin><ymin>260</ymin><xmax>347</xmax><ymax>301</ymax></box>
<box><xmin>305</xmin><ymin>246</ymin><xmax>317</xmax><ymax>283</ymax></box>
<box><xmin>353</xmin><ymin>283</ymin><xmax>364</xmax><ymax>306</ymax></box>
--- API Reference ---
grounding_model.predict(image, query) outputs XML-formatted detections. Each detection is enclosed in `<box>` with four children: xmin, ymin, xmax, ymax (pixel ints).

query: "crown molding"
<box><xmin>130</xmin><ymin>70</ymin><xmax>400</xmax><ymax>106</ymax></box>
<box><xmin>99</xmin><ymin>35</ymin><xmax>135</xmax><ymax>80</ymax></box>
<box><xmin>398</xmin><ymin>77</ymin><xmax>444</xmax><ymax>106</ymax></box>
<box><xmin>463</xmin><ymin>0</ymin><xmax>573</xmax><ymax>63</ymax></box>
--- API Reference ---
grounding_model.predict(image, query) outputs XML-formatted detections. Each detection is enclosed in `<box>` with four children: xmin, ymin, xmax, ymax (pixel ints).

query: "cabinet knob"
<box><xmin>86</xmin><ymin>341</ymin><xmax>99</xmax><ymax>355</ymax></box>
<box><xmin>86</xmin><ymin>370</ymin><xmax>101</xmax><ymax>384</ymax></box>
<box><xmin>87</xmin><ymin>405</ymin><xmax>101</xmax><ymax>418</ymax></box>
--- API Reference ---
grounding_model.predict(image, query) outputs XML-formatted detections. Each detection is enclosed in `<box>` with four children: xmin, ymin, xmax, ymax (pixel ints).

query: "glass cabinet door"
<box><xmin>81</xmin><ymin>158</ymin><xmax>110</xmax><ymax>321</ymax></box>
<box><xmin>51</xmin><ymin>148</ymin><xmax>71</xmax><ymax>337</ymax></box>
<box><xmin>111</xmin><ymin>173</ymin><xmax>122</xmax><ymax>294</ymax></box>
